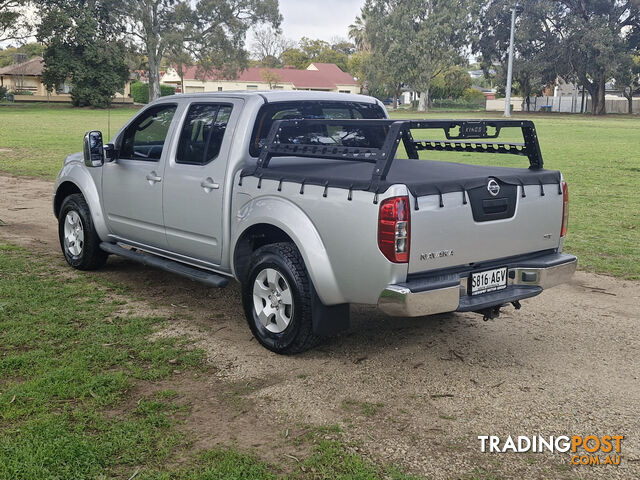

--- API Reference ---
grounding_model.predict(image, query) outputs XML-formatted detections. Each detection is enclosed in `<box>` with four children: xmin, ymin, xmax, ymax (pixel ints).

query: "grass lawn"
<box><xmin>0</xmin><ymin>244</ymin><xmax>423</xmax><ymax>480</ymax></box>
<box><xmin>0</xmin><ymin>103</ymin><xmax>638</xmax><ymax>278</ymax></box>
<box><xmin>0</xmin><ymin>103</ymin><xmax>140</xmax><ymax>178</ymax></box>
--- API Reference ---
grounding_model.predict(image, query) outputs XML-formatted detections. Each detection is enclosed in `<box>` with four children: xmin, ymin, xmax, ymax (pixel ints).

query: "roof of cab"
<box><xmin>153</xmin><ymin>90</ymin><xmax>380</xmax><ymax>105</ymax></box>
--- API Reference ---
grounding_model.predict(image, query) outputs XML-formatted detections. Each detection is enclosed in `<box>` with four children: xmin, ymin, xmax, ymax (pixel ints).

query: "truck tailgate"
<box><xmin>408</xmin><ymin>179</ymin><xmax>563</xmax><ymax>275</ymax></box>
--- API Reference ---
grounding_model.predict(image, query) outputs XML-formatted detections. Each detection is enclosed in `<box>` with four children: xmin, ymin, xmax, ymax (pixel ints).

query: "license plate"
<box><xmin>470</xmin><ymin>267</ymin><xmax>508</xmax><ymax>296</ymax></box>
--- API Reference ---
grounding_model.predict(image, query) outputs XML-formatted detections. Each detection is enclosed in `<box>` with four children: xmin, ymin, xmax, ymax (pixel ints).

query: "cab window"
<box><xmin>120</xmin><ymin>104</ymin><xmax>177</xmax><ymax>161</ymax></box>
<box><xmin>176</xmin><ymin>103</ymin><xmax>233</xmax><ymax>165</ymax></box>
<box><xmin>250</xmin><ymin>101</ymin><xmax>386</xmax><ymax>157</ymax></box>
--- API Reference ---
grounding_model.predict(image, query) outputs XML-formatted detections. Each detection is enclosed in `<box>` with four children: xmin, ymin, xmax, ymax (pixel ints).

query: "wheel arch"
<box><xmin>53</xmin><ymin>181</ymin><xmax>82</xmax><ymax>218</ymax></box>
<box><xmin>54</xmin><ymin>166</ymin><xmax>109</xmax><ymax>240</ymax></box>
<box><xmin>231</xmin><ymin>197</ymin><xmax>345</xmax><ymax>305</ymax></box>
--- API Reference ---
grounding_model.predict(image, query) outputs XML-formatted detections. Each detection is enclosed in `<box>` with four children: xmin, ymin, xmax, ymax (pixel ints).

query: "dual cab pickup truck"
<box><xmin>54</xmin><ymin>91</ymin><xmax>576</xmax><ymax>354</ymax></box>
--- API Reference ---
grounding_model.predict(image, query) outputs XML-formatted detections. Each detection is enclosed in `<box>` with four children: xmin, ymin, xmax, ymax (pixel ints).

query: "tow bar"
<box><xmin>478</xmin><ymin>300</ymin><xmax>522</xmax><ymax>321</ymax></box>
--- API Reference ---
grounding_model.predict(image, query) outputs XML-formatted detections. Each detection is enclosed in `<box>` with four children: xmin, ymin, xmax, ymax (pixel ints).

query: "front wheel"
<box><xmin>58</xmin><ymin>193</ymin><xmax>108</xmax><ymax>270</ymax></box>
<box><xmin>242</xmin><ymin>243</ymin><xmax>320</xmax><ymax>354</ymax></box>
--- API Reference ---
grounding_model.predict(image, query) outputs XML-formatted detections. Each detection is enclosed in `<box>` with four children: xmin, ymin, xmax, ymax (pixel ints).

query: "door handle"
<box><xmin>201</xmin><ymin>177</ymin><xmax>220</xmax><ymax>192</ymax></box>
<box><xmin>146</xmin><ymin>172</ymin><xmax>162</xmax><ymax>184</ymax></box>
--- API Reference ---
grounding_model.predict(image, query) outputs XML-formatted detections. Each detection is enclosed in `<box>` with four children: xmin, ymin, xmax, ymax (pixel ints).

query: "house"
<box><xmin>0</xmin><ymin>56</ymin><xmax>48</xmax><ymax>95</ymax></box>
<box><xmin>161</xmin><ymin>63</ymin><xmax>361</xmax><ymax>95</ymax></box>
<box><xmin>0</xmin><ymin>56</ymin><xmax>132</xmax><ymax>103</ymax></box>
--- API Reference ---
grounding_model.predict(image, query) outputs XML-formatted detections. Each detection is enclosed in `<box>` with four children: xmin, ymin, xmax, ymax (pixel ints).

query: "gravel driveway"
<box><xmin>1</xmin><ymin>174</ymin><xmax>638</xmax><ymax>479</ymax></box>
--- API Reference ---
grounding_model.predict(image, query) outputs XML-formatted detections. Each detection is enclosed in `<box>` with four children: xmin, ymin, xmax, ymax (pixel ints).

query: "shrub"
<box><xmin>431</xmin><ymin>97</ymin><xmax>485</xmax><ymax>111</ymax></box>
<box><xmin>462</xmin><ymin>88</ymin><xmax>486</xmax><ymax>105</ymax></box>
<box><xmin>161</xmin><ymin>84</ymin><xmax>176</xmax><ymax>97</ymax></box>
<box><xmin>130</xmin><ymin>81</ymin><xmax>176</xmax><ymax>104</ymax></box>
<box><xmin>0</xmin><ymin>86</ymin><xmax>7</xmax><ymax>100</ymax></box>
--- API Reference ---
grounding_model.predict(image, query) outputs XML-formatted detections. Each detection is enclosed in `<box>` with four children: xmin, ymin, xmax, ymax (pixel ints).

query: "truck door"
<box><xmin>162</xmin><ymin>99</ymin><xmax>241</xmax><ymax>265</ymax></box>
<box><xmin>102</xmin><ymin>103</ymin><xmax>179</xmax><ymax>249</ymax></box>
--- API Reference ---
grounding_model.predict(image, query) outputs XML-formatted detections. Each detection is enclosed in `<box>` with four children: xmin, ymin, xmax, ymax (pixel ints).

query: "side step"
<box><xmin>100</xmin><ymin>242</ymin><xmax>229</xmax><ymax>288</ymax></box>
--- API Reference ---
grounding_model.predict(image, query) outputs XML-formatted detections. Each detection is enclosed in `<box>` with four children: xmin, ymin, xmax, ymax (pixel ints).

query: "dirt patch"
<box><xmin>105</xmin><ymin>374</ymin><xmax>311</xmax><ymax>472</ymax></box>
<box><xmin>1</xmin><ymin>174</ymin><xmax>639</xmax><ymax>479</ymax></box>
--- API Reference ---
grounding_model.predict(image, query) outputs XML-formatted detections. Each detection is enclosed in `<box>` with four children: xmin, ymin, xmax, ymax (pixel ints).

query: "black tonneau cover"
<box><xmin>240</xmin><ymin>118</ymin><xmax>561</xmax><ymax>200</ymax></box>
<box><xmin>241</xmin><ymin>156</ymin><xmax>561</xmax><ymax>198</ymax></box>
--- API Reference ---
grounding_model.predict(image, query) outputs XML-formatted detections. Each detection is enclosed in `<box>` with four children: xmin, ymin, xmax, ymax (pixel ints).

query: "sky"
<box><xmin>276</xmin><ymin>0</ymin><xmax>366</xmax><ymax>42</ymax></box>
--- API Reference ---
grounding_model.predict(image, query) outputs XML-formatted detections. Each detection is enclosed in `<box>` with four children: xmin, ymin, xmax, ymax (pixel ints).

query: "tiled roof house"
<box><xmin>162</xmin><ymin>63</ymin><xmax>360</xmax><ymax>95</ymax></box>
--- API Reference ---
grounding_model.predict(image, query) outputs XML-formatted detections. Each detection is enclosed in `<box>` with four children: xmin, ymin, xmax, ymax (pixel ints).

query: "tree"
<box><xmin>346</xmin><ymin>50</ymin><xmax>371</xmax><ymax>92</ymax></box>
<box><xmin>615</xmin><ymin>54</ymin><xmax>640</xmax><ymax>113</ymax></box>
<box><xmin>430</xmin><ymin>66</ymin><xmax>472</xmax><ymax>99</ymax></box>
<box><xmin>121</xmin><ymin>0</ymin><xmax>281</xmax><ymax>102</ymax></box>
<box><xmin>279</xmin><ymin>48</ymin><xmax>309</xmax><ymax>69</ymax></box>
<box><xmin>261</xmin><ymin>69</ymin><xmax>281</xmax><ymax>89</ymax></box>
<box><xmin>278</xmin><ymin>37</ymin><xmax>352</xmax><ymax>72</ymax></box>
<box><xmin>364</xmin><ymin>0</ymin><xmax>474</xmax><ymax>111</ymax></box>
<box><xmin>0</xmin><ymin>43</ymin><xmax>45</xmax><ymax>68</ymax></box>
<box><xmin>36</xmin><ymin>0</ymin><xmax>129</xmax><ymax>108</ymax></box>
<box><xmin>476</xmin><ymin>0</ymin><xmax>640</xmax><ymax>115</ymax></box>
<box><xmin>351</xmin><ymin>0</ymin><xmax>404</xmax><ymax>107</ymax></box>
<box><xmin>250</xmin><ymin>26</ymin><xmax>294</xmax><ymax>67</ymax></box>
<box><xmin>0</xmin><ymin>0</ymin><xmax>30</xmax><ymax>42</ymax></box>
<box><xmin>164</xmin><ymin>44</ymin><xmax>192</xmax><ymax>93</ymax></box>
<box><xmin>330</xmin><ymin>39</ymin><xmax>356</xmax><ymax>56</ymax></box>
<box><xmin>349</xmin><ymin>9</ymin><xmax>371</xmax><ymax>52</ymax></box>
<box><xmin>474</xmin><ymin>2</ymin><xmax>557</xmax><ymax>112</ymax></box>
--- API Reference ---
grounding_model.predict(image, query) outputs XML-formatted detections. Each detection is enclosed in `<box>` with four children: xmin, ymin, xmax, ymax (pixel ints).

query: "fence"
<box><xmin>487</xmin><ymin>95</ymin><xmax>639</xmax><ymax>114</ymax></box>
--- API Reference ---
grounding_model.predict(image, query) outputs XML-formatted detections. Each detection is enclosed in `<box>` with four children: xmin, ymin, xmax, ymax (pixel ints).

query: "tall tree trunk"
<box><xmin>417</xmin><ymin>87</ymin><xmax>429</xmax><ymax>112</ymax></box>
<box><xmin>591</xmin><ymin>74</ymin><xmax>606</xmax><ymax>115</ymax></box>
<box><xmin>623</xmin><ymin>89</ymin><xmax>633</xmax><ymax>114</ymax></box>
<box><xmin>392</xmin><ymin>83</ymin><xmax>401</xmax><ymax>109</ymax></box>
<box><xmin>148</xmin><ymin>51</ymin><xmax>161</xmax><ymax>102</ymax></box>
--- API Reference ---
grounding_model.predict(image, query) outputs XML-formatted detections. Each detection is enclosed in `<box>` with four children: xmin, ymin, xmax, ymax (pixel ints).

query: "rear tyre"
<box><xmin>242</xmin><ymin>242</ymin><xmax>320</xmax><ymax>354</ymax></box>
<box><xmin>58</xmin><ymin>193</ymin><xmax>108</xmax><ymax>270</ymax></box>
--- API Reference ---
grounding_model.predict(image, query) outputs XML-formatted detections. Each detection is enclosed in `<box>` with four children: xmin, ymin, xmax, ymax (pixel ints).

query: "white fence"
<box><xmin>486</xmin><ymin>95</ymin><xmax>640</xmax><ymax>114</ymax></box>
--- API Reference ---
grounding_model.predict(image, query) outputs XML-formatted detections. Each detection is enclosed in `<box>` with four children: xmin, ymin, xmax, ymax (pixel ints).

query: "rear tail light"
<box><xmin>378</xmin><ymin>196</ymin><xmax>410</xmax><ymax>263</ymax></box>
<box><xmin>560</xmin><ymin>181</ymin><xmax>569</xmax><ymax>237</ymax></box>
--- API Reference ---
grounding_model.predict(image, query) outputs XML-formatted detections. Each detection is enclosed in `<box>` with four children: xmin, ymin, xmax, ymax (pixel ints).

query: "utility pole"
<box><xmin>504</xmin><ymin>6</ymin><xmax>518</xmax><ymax>117</ymax></box>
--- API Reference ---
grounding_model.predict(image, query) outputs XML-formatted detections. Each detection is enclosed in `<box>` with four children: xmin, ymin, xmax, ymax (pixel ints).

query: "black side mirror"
<box><xmin>104</xmin><ymin>143</ymin><xmax>116</xmax><ymax>162</ymax></box>
<box><xmin>83</xmin><ymin>131</ymin><xmax>104</xmax><ymax>167</ymax></box>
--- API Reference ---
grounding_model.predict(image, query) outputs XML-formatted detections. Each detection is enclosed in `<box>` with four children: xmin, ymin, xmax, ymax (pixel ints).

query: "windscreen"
<box><xmin>249</xmin><ymin>101</ymin><xmax>387</xmax><ymax>157</ymax></box>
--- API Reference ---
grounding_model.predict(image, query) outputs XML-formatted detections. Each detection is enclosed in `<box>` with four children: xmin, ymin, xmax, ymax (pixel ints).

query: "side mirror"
<box><xmin>104</xmin><ymin>143</ymin><xmax>116</xmax><ymax>162</ymax></box>
<box><xmin>83</xmin><ymin>131</ymin><xmax>105</xmax><ymax>167</ymax></box>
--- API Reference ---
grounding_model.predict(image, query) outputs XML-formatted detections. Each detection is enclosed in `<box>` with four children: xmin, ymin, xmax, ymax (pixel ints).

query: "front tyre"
<box><xmin>242</xmin><ymin>242</ymin><xmax>320</xmax><ymax>354</ymax></box>
<box><xmin>58</xmin><ymin>193</ymin><xmax>108</xmax><ymax>270</ymax></box>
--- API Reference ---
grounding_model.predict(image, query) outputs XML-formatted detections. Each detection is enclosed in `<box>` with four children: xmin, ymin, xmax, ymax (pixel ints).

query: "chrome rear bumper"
<box><xmin>378</xmin><ymin>253</ymin><xmax>577</xmax><ymax>317</ymax></box>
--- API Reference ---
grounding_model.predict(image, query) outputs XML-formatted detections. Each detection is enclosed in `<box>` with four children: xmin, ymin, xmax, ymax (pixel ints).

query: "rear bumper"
<box><xmin>378</xmin><ymin>252</ymin><xmax>577</xmax><ymax>317</ymax></box>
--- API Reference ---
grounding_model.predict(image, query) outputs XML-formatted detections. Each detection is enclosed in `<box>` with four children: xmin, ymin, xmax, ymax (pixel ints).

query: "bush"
<box><xmin>9</xmin><ymin>90</ymin><xmax>34</xmax><ymax>95</ymax></box>
<box><xmin>130</xmin><ymin>81</ymin><xmax>176</xmax><ymax>104</ymax></box>
<box><xmin>0</xmin><ymin>86</ymin><xmax>6</xmax><ymax>100</ymax></box>
<box><xmin>462</xmin><ymin>87</ymin><xmax>486</xmax><ymax>105</ymax></box>
<box><xmin>431</xmin><ymin>97</ymin><xmax>485</xmax><ymax>111</ymax></box>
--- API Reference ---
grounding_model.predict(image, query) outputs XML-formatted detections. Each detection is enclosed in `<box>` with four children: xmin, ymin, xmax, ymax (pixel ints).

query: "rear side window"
<box><xmin>120</xmin><ymin>104</ymin><xmax>177</xmax><ymax>161</ymax></box>
<box><xmin>250</xmin><ymin>101</ymin><xmax>386</xmax><ymax>157</ymax></box>
<box><xmin>176</xmin><ymin>103</ymin><xmax>233</xmax><ymax>165</ymax></box>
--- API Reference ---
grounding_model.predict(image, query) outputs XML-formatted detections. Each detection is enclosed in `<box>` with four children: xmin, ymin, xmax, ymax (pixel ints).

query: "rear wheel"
<box><xmin>58</xmin><ymin>193</ymin><xmax>108</xmax><ymax>270</ymax></box>
<box><xmin>242</xmin><ymin>242</ymin><xmax>320</xmax><ymax>354</ymax></box>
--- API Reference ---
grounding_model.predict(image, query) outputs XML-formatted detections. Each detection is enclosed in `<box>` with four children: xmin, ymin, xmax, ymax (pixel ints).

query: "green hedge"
<box><xmin>130</xmin><ymin>81</ymin><xmax>176</xmax><ymax>104</ymax></box>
